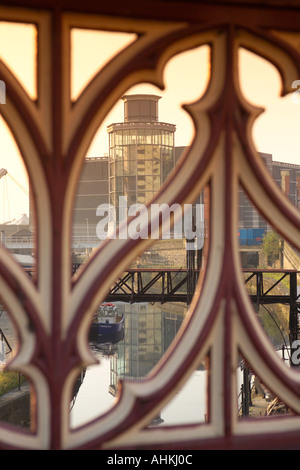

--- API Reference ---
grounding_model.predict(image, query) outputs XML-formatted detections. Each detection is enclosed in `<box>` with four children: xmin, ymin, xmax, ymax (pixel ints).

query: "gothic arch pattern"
<box><xmin>0</xmin><ymin>2</ymin><xmax>300</xmax><ymax>450</ymax></box>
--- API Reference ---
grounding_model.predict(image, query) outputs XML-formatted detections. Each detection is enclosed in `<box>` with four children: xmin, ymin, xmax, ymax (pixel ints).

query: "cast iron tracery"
<box><xmin>0</xmin><ymin>1</ymin><xmax>300</xmax><ymax>450</ymax></box>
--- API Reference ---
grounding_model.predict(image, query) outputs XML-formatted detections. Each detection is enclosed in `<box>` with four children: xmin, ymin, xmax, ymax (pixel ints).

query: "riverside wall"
<box><xmin>0</xmin><ymin>383</ymin><xmax>30</xmax><ymax>427</ymax></box>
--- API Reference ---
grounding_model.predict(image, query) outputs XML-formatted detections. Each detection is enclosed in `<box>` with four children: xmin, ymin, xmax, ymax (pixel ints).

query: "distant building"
<box><xmin>71</xmin><ymin>100</ymin><xmax>300</xmax><ymax>251</ymax></box>
<box><xmin>73</xmin><ymin>156</ymin><xmax>108</xmax><ymax>237</ymax></box>
<box><xmin>0</xmin><ymin>213</ymin><xmax>31</xmax><ymax>255</ymax></box>
<box><xmin>107</xmin><ymin>94</ymin><xmax>176</xmax><ymax>219</ymax></box>
<box><xmin>72</xmin><ymin>94</ymin><xmax>178</xmax><ymax>242</ymax></box>
<box><xmin>238</xmin><ymin>152</ymin><xmax>300</xmax><ymax>267</ymax></box>
<box><xmin>239</xmin><ymin>152</ymin><xmax>300</xmax><ymax>232</ymax></box>
<box><xmin>272</xmin><ymin>158</ymin><xmax>300</xmax><ymax>208</ymax></box>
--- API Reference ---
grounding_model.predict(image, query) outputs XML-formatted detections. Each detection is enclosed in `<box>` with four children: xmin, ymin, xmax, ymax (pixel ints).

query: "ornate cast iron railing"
<box><xmin>0</xmin><ymin>0</ymin><xmax>300</xmax><ymax>450</ymax></box>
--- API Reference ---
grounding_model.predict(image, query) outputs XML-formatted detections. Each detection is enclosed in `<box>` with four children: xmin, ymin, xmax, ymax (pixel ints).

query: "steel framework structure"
<box><xmin>106</xmin><ymin>268</ymin><xmax>300</xmax><ymax>360</ymax></box>
<box><xmin>102</xmin><ymin>267</ymin><xmax>299</xmax><ymax>305</ymax></box>
<box><xmin>107</xmin><ymin>268</ymin><xmax>195</xmax><ymax>304</ymax></box>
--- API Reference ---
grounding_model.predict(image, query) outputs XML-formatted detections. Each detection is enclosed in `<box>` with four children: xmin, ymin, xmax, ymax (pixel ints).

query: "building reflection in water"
<box><xmin>71</xmin><ymin>302</ymin><xmax>207</xmax><ymax>428</ymax></box>
<box><xmin>109</xmin><ymin>302</ymin><xmax>186</xmax><ymax>396</ymax></box>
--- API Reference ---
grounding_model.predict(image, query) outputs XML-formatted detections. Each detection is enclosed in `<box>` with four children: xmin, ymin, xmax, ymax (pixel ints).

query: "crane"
<box><xmin>0</xmin><ymin>168</ymin><xmax>7</xmax><ymax>179</ymax></box>
<box><xmin>0</xmin><ymin>168</ymin><xmax>29</xmax><ymax>223</ymax></box>
<box><xmin>0</xmin><ymin>168</ymin><xmax>29</xmax><ymax>196</ymax></box>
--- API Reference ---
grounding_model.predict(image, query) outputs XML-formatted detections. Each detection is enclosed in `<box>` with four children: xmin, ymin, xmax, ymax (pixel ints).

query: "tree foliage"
<box><xmin>262</xmin><ymin>230</ymin><xmax>280</xmax><ymax>266</ymax></box>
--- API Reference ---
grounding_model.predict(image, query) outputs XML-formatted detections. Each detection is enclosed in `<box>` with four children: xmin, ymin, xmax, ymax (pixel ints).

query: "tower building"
<box><xmin>107</xmin><ymin>94</ymin><xmax>176</xmax><ymax>219</ymax></box>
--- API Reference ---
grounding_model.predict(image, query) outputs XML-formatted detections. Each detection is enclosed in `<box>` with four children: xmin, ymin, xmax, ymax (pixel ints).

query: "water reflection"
<box><xmin>71</xmin><ymin>302</ymin><xmax>207</xmax><ymax>428</ymax></box>
<box><xmin>110</xmin><ymin>302</ymin><xmax>185</xmax><ymax>388</ymax></box>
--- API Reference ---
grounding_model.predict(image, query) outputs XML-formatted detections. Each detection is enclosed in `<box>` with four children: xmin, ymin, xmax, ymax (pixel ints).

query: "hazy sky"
<box><xmin>0</xmin><ymin>23</ymin><xmax>300</xmax><ymax>223</ymax></box>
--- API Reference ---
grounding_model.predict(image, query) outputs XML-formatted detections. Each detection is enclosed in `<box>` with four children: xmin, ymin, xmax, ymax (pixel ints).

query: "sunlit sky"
<box><xmin>0</xmin><ymin>23</ymin><xmax>300</xmax><ymax>223</ymax></box>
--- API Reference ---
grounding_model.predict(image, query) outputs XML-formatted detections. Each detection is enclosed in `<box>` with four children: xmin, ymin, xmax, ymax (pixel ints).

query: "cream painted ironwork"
<box><xmin>0</xmin><ymin>5</ymin><xmax>300</xmax><ymax>450</ymax></box>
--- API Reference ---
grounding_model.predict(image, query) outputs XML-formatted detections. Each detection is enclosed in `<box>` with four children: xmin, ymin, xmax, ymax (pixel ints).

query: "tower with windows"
<box><xmin>107</xmin><ymin>94</ymin><xmax>176</xmax><ymax>219</ymax></box>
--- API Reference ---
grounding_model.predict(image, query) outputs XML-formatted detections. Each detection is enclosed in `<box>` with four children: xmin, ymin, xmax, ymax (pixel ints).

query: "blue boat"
<box><xmin>89</xmin><ymin>328</ymin><xmax>124</xmax><ymax>356</ymax></box>
<box><xmin>90</xmin><ymin>303</ymin><xmax>124</xmax><ymax>337</ymax></box>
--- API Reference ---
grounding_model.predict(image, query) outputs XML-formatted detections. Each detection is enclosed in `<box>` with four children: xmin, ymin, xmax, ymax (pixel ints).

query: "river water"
<box><xmin>70</xmin><ymin>302</ymin><xmax>208</xmax><ymax>428</ymax></box>
<box><xmin>70</xmin><ymin>353</ymin><xmax>208</xmax><ymax>428</ymax></box>
<box><xmin>1</xmin><ymin>301</ymin><xmax>243</xmax><ymax>429</ymax></box>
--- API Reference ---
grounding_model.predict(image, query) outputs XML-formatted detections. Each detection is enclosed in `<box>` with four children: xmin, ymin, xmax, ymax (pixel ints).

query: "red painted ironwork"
<box><xmin>0</xmin><ymin>0</ymin><xmax>299</xmax><ymax>450</ymax></box>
